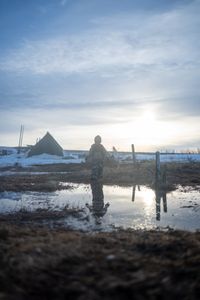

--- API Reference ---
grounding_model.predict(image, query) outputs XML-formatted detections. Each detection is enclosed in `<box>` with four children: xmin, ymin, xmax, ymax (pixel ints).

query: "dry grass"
<box><xmin>1</xmin><ymin>161</ymin><xmax>200</xmax><ymax>192</ymax></box>
<box><xmin>0</xmin><ymin>224</ymin><xmax>199</xmax><ymax>299</ymax></box>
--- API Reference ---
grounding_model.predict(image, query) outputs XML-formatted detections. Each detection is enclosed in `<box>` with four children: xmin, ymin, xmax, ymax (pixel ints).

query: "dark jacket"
<box><xmin>87</xmin><ymin>143</ymin><xmax>107</xmax><ymax>164</ymax></box>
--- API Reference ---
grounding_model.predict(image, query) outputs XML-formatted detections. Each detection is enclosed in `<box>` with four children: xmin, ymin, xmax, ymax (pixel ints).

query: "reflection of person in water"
<box><xmin>86</xmin><ymin>180</ymin><xmax>109</xmax><ymax>220</ymax></box>
<box><xmin>87</xmin><ymin>135</ymin><xmax>108</xmax><ymax>180</ymax></box>
<box><xmin>155</xmin><ymin>188</ymin><xmax>167</xmax><ymax>221</ymax></box>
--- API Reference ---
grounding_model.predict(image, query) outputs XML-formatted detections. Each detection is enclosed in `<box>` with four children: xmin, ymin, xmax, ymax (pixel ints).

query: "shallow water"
<box><xmin>0</xmin><ymin>183</ymin><xmax>199</xmax><ymax>231</ymax></box>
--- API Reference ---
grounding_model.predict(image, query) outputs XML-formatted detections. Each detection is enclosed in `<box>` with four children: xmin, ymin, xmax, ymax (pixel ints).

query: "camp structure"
<box><xmin>28</xmin><ymin>132</ymin><xmax>63</xmax><ymax>157</ymax></box>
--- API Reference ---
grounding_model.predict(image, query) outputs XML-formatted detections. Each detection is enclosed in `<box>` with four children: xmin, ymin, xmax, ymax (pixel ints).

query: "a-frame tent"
<box><xmin>28</xmin><ymin>132</ymin><xmax>63</xmax><ymax>157</ymax></box>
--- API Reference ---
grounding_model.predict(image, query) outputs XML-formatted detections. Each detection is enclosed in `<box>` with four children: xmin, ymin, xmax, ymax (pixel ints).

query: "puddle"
<box><xmin>0</xmin><ymin>183</ymin><xmax>199</xmax><ymax>232</ymax></box>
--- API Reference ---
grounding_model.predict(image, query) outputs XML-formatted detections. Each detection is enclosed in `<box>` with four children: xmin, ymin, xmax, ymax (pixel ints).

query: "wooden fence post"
<box><xmin>131</xmin><ymin>144</ymin><xmax>136</xmax><ymax>165</ymax></box>
<box><xmin>155</xmin><ymin>151</ymin><xmax>161</xmax><ymax>185</ymax></box>
<box><xmin>17</xmin><ymin>125</ymin><xmax>24</xmax><ymax>154</ymax></box>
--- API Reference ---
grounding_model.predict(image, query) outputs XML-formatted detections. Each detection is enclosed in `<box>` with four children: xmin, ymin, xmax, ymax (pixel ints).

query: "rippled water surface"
<box><xmin>0</xmin><ymin>183</ymin><xmax>199</xmax><ymax>231</ymax></box>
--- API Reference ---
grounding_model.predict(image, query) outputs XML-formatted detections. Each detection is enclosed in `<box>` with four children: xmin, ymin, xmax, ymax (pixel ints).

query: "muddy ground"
<box><xmin>0</xmin><ymin>225</ymin><xmax>199</xmax><ymax>300</ymax></box>
<box><xmin>0</xmin><ymin>162</ymin><xmax>199</xmax><ymax>299</ymax></box>
<box><xmin>0</xmin><ymin>161</ymin><xmax>200</xmax><ymax>192</ymax></box>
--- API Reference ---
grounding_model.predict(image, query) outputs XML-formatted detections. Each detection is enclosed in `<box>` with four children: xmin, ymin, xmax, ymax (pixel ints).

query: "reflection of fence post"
<box><xmin>156</xmin><ymin>190</ymin><xmax>161</xmax><ymax>221</ymax></box>
<box><xmin>163</xmin><ymin>192</ymin><xmax>167</xmax><ymax>213</ymax></box>
<box><xmin>132</xmin><ymin>185</ymin><xmax>136</xmax><ymax>202</ymax></box>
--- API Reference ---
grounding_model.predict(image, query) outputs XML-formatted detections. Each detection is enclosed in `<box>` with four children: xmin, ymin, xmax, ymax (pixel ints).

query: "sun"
<box><xmin>141</xmin><ymin>110</ymin><xmax>156</xmax><ymax>123</ymax></box>
<box><xmin>101</xmin><ymin>109</ymin><xmax>158</xmax><ymax>149</ymax></box>
<box><xmin>100</xmin><ymin>107</ymin><xmax>185</xmax><ymax>151</ymax></box>
<box><xmin>135</xmin><ymin>110</ymin><xmax>157</xmax><ymax>138</ymax></box>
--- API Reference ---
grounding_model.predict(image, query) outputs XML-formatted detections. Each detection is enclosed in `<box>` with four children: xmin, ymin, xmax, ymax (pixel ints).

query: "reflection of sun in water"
<box><xmin>136</xmin><ymin>188</ymin><xmax>155</xmax><ymax>204</ymax></box>
<box><xmin>142</xmin><ymin>189</ymin><xmax>155</xmax><ymax>228</ymax></box>
<box><xmin>141</xmin><ymin>188</ymin><xmax>155</xmax><ymax>207</ymax></box>
<box><xmin>137</xmin><ymin>187</ymin><xmax>155</xmax><ymax>216</ymax></box>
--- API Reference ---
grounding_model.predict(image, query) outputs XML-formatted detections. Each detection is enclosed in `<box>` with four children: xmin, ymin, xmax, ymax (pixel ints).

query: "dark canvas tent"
<box><xmin>28</xmin><ymin>132</ymin><xmax>63</xmax><ymax>157</ymax></box>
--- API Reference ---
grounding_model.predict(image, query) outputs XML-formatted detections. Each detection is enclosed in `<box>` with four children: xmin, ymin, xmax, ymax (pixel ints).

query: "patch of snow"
<box><xmin>1</xmin><ymin>147</ymin><xmax>200</xmax><ymax>168</ymax></box>
<box><xmin>0</xmin><ymin>151</ymin><xmax>84</xmax><ymax>167</ymax></box>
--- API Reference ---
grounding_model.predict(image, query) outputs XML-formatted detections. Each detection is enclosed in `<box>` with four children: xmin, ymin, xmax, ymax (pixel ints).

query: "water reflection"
<box><xmin>88</xmin><ymin>182</ymin><xmax>168</xmax><ymax>222</ymax></box>
<box><xmin>86</xmin><ymin>180</ymin><xmax>110</xmax><ymax>222</ymax></box>
<box><xmin>0</xmin><ymin>183</ymin><xmax>199</xmax><ymax>231</ymax></box>
<box><xmin>155</xmin><ymin>189</ymin><xmax>167</xmax><ymax>221</ymax></box>
<box><xmin>132</xmin><ymin>185</ymin><xmax>140</xmax><ymax>202</ymax></box>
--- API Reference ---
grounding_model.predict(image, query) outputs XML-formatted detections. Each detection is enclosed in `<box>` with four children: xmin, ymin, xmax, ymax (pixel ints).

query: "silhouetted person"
<box><xmin>87</xmin><ymin>135</ymin><xmax>108</xmax><ymax>180</ymax></box>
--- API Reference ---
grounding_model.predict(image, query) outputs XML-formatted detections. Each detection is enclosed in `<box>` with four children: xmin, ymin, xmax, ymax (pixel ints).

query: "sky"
<box><xmin>0</xmin><ymin>0</ymin><xmax>200</xmax><ymax>151</ymax></box>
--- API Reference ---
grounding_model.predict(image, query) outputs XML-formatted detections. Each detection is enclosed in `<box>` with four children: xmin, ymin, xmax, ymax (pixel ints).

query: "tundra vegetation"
<box><xmin>0</xmin><ymin>161</ymin><xmax>199</xmax><ymax>299</ymax></box>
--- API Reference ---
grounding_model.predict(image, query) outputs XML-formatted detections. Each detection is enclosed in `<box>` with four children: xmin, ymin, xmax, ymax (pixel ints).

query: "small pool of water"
<box><xmin>0</xmin><ymin>183</ymin><xmax>199</xmax><ymax>231</ymax></box>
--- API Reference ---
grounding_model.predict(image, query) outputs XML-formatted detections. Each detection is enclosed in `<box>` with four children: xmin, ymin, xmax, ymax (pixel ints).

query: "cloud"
<box><xmin>60</xmin><ymin>0</ymin><xmax>68</xmax><ymax>6</ymax></box>
<box><xmin>1</xmin><ymin>0</ymin><xmax>199</xmax><ymax>76</ymax></box>
<box><xmin>0</xmin><ymin>0</ymin><xmax>200</xmax><ymax>149</ymax></box>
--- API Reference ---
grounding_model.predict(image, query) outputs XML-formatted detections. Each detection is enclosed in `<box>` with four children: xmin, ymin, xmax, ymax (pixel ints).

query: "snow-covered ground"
<box><xmin>111</xmin><ymin>152</ymin><xmax>200</xmax><ymax>163</ymax></box>
<box><xmin>0</xmin><ymin>150</ymin><xmax>84</xmax><ymax>167</ymax></box>
<box><xmin>0</xmin><ymin>147</ymin><xmax>200</xmax><ymax>167</ymax></box>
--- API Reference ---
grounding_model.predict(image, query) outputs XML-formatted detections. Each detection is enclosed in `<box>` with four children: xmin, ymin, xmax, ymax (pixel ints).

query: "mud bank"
<box><xmin>0</xmin><ymin>224</ymin><xmax>199</xmax><ymax>299</ymax></box>
<box><xmin>0</xmin><ymin>161</ymin><xmax>200</xmax><ymax>192</ymax></box>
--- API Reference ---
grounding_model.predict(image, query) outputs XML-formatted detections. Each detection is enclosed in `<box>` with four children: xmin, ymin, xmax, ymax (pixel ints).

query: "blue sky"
<box><xmin>0</xmin><ymin>0</ymin><xmax>200</xmax><ymax>151</ymax></box>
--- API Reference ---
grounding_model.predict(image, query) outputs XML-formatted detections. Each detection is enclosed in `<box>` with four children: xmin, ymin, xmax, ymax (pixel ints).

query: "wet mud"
<box><xmin>0</xmin><ymin>161</ymin><xmax>200</xmax><ymax>192</ymax></box>
<box><xmin>0</xmin><ymin>225</ymin><xmax>199</xmax><ymax>299</ymax></box>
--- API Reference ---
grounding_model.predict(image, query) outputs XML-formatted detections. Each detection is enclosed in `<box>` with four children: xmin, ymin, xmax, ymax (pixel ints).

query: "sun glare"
<box><xmin>142</xmin><ymin>188</ymin><xmax>155</xmax><ymax>207</ymax></box>
<box><xmin>141</xmin><ymin>110</ymin><xmax>156</xmax><ymax>122</ymax></box>
<box><xmin>134</xmin><ymin>110</ymin><xmax>157</xmax><ymax>138</ymax></box>
<box><xmin>103</xmin><ymin>108</ymin><xmax>186</xmax><ymax>151</ymax></box>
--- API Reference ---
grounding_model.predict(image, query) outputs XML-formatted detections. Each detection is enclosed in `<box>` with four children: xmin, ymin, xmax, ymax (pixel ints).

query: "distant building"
<box><xmin>27</xmin><ymin>132</ymin><xmax>63</xmax><ymax>157</ymax></box>
<box><xmin>0</xmin><ymin>147</ymin><xmax>16</xmax><ymax>156</ymax></box>
<box><xmin>0</xmin><ymin>149</ymin><xmax>8</xmax><ymax>156</ymax></box>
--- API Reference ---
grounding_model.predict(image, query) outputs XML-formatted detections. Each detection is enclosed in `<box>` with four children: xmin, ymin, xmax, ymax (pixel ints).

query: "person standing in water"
<box><xmin>86</xmin><ymin>135</ymin><xmax>110</xmax><ymax>223</ymax></box>
<box><xmin>87</xmin><ymin>135</ymin><xmax>108</xmax><ymax>180</ymax></box>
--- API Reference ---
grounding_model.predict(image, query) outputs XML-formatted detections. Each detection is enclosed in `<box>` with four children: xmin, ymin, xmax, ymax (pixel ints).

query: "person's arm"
<box><xmin>86</xmin><ymin>144</ymin><xmax>94</xmax><ymax>163</ymax></box>
<box><xmin>102</xmin><ymin>145</ymin><xmax>109</xmax><ymax>157</ymax></box>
